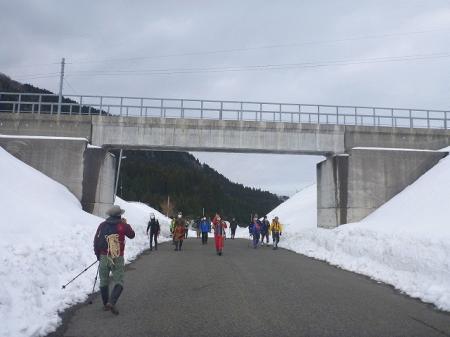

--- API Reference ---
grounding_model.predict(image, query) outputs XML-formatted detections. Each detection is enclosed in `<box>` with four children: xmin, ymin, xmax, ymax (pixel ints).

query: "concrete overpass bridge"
<box><xmin>1</xmin><ymin>92</ymin><xmax>449</xmax><ymax>227</ymax></box>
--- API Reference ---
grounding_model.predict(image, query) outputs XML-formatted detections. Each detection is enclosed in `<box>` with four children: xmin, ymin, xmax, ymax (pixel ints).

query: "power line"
<box><xmin>59</xmin><ymin>51</ymin><xmax>450</xmax><ymax>77</ymax></box>
<box><xmin>68</xmin><ymin>27</ymin><xmax>450</xmax><ymax>65</ymax></box>
<box><xmin>2</xmin><ymin>61</ymin><xmax>61</xmax><ymax>69</ymax></box>
<box><xmin>14</xmin><ymin>74</ymin><xmax>61</xmax><ymax>81</ymax></box>
<box><xmin>64</xmin><ymin>78</ymin><xmax>78</xmax><ymax>95</ymax></box>
<box><xmin>11</xmin><ymin>50</ymin><xmax>450</xmax><ymax>83</ymax></box>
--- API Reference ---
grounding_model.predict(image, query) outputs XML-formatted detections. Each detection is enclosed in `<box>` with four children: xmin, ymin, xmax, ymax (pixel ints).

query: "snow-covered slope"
<box><xmin>266</xmin><ymin>184</ymin><xmax>316</xmax><ymax>231</ymax></box>
<box><xmin>0</xmin><ymin>147</ymin><xmax>170</xmax><ymax>337</ymax></box>
<box><xmin>272</xmin><ymin>151</ymin><xmax>450</xmax><ymax>311</ymax></box>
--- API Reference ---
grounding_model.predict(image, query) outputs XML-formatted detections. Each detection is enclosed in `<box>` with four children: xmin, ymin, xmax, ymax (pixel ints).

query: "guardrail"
<box><xmin>0</xmin><ymin>92</ymin><xmax>448</xmax><ymax>129</ymax></box>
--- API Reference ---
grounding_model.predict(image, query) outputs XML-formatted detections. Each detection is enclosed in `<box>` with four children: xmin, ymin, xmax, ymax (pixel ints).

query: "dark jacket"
<box><xmin>230</xmin><ymin>220</ymin><xmax>238</xmax><ymax>230</ymax></box>
<box><xmin>94</xmin><ymin>216</ymin><xmax>135</xmax><ymax>257</ymax></box>
<box><xmin>147</xmin><ymin>219</ymin><xmax>160</xmax><ymax>234</ymax></box>
<box><xmin>261</xmin><ymin>219</ymin><xmax>270</xmax><ymax>234</ymax></box>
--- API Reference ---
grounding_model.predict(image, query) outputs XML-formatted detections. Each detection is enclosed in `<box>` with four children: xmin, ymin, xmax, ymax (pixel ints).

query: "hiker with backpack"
<box><xmin>173</xmin><ymin>212</ymin><xmax>186</xmax><ymax>251</ymax></box>
<box><xmin>146</xmin><ymin>213</ymin><xmax>160</xmax><ymax>251</ymax></box>
<box><xmin>249</xmin><ymin>216</ymin><xmax>262</xmax><ymax>249</ymax></box>
<box><xmin>212</xmin><ymin>213</ymin><xmax>226</xmax><ymax>255</ymax></box>
<box><xmin>261</xmin><ymin>215</ymin><xmax>270</xmax><ymax>246</ymax></box>
<box><xmin>270</xmin><ymin>216</ymin><xmax>283</xmax><ymax>250</ymax></box>
<box><xmin>199</xmin><ymin>216</ymin><xmax>211</xmax><ymax>244</ymax></box>
<box><xmin>93</xmin><ymin>205</ymin><xmax>135</xmax><ymax>315</ymax></box>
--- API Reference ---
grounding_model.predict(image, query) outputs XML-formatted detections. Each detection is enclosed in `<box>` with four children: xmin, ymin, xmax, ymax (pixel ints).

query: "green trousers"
<box><xmin>99</xmin><ymin>255</ymin><xmax>124</xmax><ymax>287</ymax></box>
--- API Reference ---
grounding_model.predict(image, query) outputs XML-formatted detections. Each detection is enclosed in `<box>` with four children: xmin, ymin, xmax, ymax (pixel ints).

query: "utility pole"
<box><xmin>166</xmin><ymin>196</ymin><xmax>170</xmax><ymax>217</ymax></box>
<box><xmin>114</xmin><ymin>149</ymin><xmax>123</xmax><ymax>202</ymax></box>
<box><xmin>57</xmin><ymin>57</ymin><xmax>65</xmax><ymax>114</ymax></box>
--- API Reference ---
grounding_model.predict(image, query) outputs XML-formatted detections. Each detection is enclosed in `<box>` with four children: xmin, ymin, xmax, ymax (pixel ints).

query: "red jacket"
<box><xmin>212</xmin><ymin>216</ymin><xmax>226</xmax><ymax>236</ymax></box>
<box><xmin>94</xmin><ymin>217</ymin><xmax>135</xmax><ymax>257</ymax></box>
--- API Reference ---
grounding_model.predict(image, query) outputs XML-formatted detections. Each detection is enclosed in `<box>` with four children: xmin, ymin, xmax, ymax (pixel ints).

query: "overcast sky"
<box><xmin>1</xmin><ymin>0</ymin><xmax>450</xmax><ymax>195</ymax></box>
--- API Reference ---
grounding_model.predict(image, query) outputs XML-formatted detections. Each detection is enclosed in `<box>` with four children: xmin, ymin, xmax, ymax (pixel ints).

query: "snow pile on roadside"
<box><xmin>0</xmin><ymin>147</ymin><xmax>169</xmax><ymax>337</ymax></box>
<box><xmin>114</xmin><ymin>197</ymin><xmax>171</xmax><ymax>262</ymax></box>
<box><xmin>272</xmin><ymin>152</ymin><xmax>450</xmax><ymax>311</ymax></box>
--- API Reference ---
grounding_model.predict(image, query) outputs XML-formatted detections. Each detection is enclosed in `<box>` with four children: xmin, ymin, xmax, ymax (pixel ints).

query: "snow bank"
<box><xmin>267</xmin><ymin>184</ymin><xmax>317</xmax><ymax>231</ymax></box>
<box><xmin>0</xmin><ymin>147</ymin><xmax>170</xmax><ymax>337</ymax></box>
<box><xmin>272</xmin><ymin>153</ymin><xmax>450</xmax><ymax>311</ymax></box>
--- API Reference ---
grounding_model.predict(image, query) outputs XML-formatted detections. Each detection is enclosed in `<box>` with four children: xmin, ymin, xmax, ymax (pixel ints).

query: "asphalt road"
<box><xmin>53</xmin><ymin>238</ymin><xmax>450</xmax><ymax>337</ymax></box>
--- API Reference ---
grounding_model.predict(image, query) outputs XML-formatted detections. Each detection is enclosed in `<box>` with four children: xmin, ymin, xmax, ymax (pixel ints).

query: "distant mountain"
<box><xmin>0</xmin><ymin>72</ymin><xmax>102</xmax><ymax>114</ymax></box>
<box><xmin>117</xmin><ymin>150</ymin><xmax>282</xmax><ymax>224</ymax></box>
<box><xmin>0</xmin><ymin>72</ymin><xmax>53</xmax><ymax>94</ymax></box>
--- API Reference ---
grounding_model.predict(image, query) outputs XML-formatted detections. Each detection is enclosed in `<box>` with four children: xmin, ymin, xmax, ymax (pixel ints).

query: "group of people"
<box><xmin>168</xmin><ymin>212</ymin><xmax>230</xmax><ymax>255</ymax></box>
<box><xmin>93</xmin><ymin>205</ymin><xmax>283</xmax><ymax>315</ymax></box>
<box><xmin>248</xmin><ymin>214</ymin><xmax>283</xmax><ymax>250</ymax></box>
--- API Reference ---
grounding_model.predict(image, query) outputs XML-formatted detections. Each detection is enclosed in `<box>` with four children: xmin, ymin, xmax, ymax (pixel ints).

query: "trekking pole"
<box><xmin>88</xmin><ymin>263</ymin><xmax>100</xmax><ymax>304</ymax></box>
<box><xmin>62</xmin><ymin>260</ymin><xmax>98</xmax><ymax>289</ymax></box>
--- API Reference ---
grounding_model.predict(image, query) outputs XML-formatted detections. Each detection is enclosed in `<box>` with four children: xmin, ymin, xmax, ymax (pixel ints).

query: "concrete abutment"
<box><xmin>0</xmin><ymin>135</ymin><xmax>115</xmax><ymax>218</ymax></box>
<box><xmin>317</xmin><ymin>148</ymin><xmax>448</xmax><ymax>228</ymax></box>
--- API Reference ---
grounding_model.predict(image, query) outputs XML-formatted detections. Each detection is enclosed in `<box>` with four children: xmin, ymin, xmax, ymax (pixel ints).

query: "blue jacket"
<box><xmin>200</xmin><ymin>219</ymin><xmax>211</xmax><ymax>233</ymax></box>
<box><xmin>249</xmin><ymin>220</ymin><xmax>262</xmax><ymax>235</ymax></box>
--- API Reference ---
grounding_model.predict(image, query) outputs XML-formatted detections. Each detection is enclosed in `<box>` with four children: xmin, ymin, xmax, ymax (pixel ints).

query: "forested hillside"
<box><xmin>118</xmin><ymin>150</ymin><xmax>282</xmax><ymax>223</ymax></box>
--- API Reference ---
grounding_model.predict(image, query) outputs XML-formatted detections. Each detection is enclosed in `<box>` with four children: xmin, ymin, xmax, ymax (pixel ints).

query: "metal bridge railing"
<box><xmin>0</xmin><ymin>92</ymin><xmax>448</xmax><ymax>129</ymax></box>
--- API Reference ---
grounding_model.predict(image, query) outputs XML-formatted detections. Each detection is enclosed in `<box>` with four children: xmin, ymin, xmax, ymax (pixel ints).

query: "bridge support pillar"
<box><xmin>81</xmin><ymin>147</ymin><xmax>116</xmax><ymax>217</ymax></box>
<box><xmin>317</xmin><ymin>148</ymin><xmax>447</xmax><ymax>228</ymax></box>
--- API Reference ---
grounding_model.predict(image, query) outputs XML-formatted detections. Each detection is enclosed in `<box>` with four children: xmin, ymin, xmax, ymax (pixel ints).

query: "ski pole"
<box><xmin>62</xmin><ymin>260</ymin><xmax>98</xmax><ymax>289</ymax></box>
<box><xmin>88</xmin><ymin>263</ymin><xmax>100</xmax><ymax>304</ymax></box>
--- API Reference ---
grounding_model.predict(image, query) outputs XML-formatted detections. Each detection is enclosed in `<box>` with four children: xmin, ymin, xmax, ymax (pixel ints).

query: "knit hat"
<box><xmin>106</xmin><ymin>205</ymin><xmax>125</xmax><ymax>217</ymax></box>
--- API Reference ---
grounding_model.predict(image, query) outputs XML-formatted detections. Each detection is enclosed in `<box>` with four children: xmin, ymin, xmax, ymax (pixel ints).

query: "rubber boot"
<box><xmin>108</xmin><ymin>284</ymin><xmax>123</xmax><ymax>315</ymax></box>
<box><xmin>100</xmin><ymin>286</ymin><xmax>109</xmax><ymax>310</ymax></box>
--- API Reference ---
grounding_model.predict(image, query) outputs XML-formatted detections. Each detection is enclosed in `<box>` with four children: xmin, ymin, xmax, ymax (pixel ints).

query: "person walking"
<box><xmin>249</xmin><ymin>216</ymin><xmax>262</xmax><ymax>249</ymax></box>
<box><xmin>184</xmin><ymin>220</ymin><xmax>190</xmax><ymax>239</ymax></box>
<box><xmin>146</xmin><ymin>213</ymin><xmax>160</xmax><ymax>251</ymax></box>
<box><xmin>230</xmin><ymin>218</ymin><xmax>238</xmax><ymax>239</ymax></box>
<box><xmin>195</xmin><ymin>218</ymin><xmax>201</xmax><ymax>239</ymax></box>
<box><xmin>261</xmin><ymin>215</ymin><xmax>270</xmax><ymax>246</ymax></box>
<box><xmin>199</xmin><ymin>217</ymin><xmax>210</xmax><ymax>244</ymax></box>
<box><xmin>170</xmin><ymin>217</ymin><xmax>176</xmax><ymax>245</ymax></box>
<box><xmin>212</xmin><ymin>214</ymin><xmax>226</xmax><ymax>255</ymax></box>
<box><xmin>270</xmin><ymin>216</ymin><xmax>283</xmax><ymax>250</ymax></box>
<box><xmin>173</xmin><ymin>212</ymin><xmax>186</xmax><ymax>251</ymax></box>
<box><xmin>93</xmin><ymin>205</ymin><xmax>135</xmax><ymax>315</ymax></box>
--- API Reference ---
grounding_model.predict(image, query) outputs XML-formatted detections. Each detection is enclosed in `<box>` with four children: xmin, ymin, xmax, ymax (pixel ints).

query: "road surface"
<box><xmin>51</xmin><ymin>238</ymin><xmax>450</xmax><ymax>337</ymax></box>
